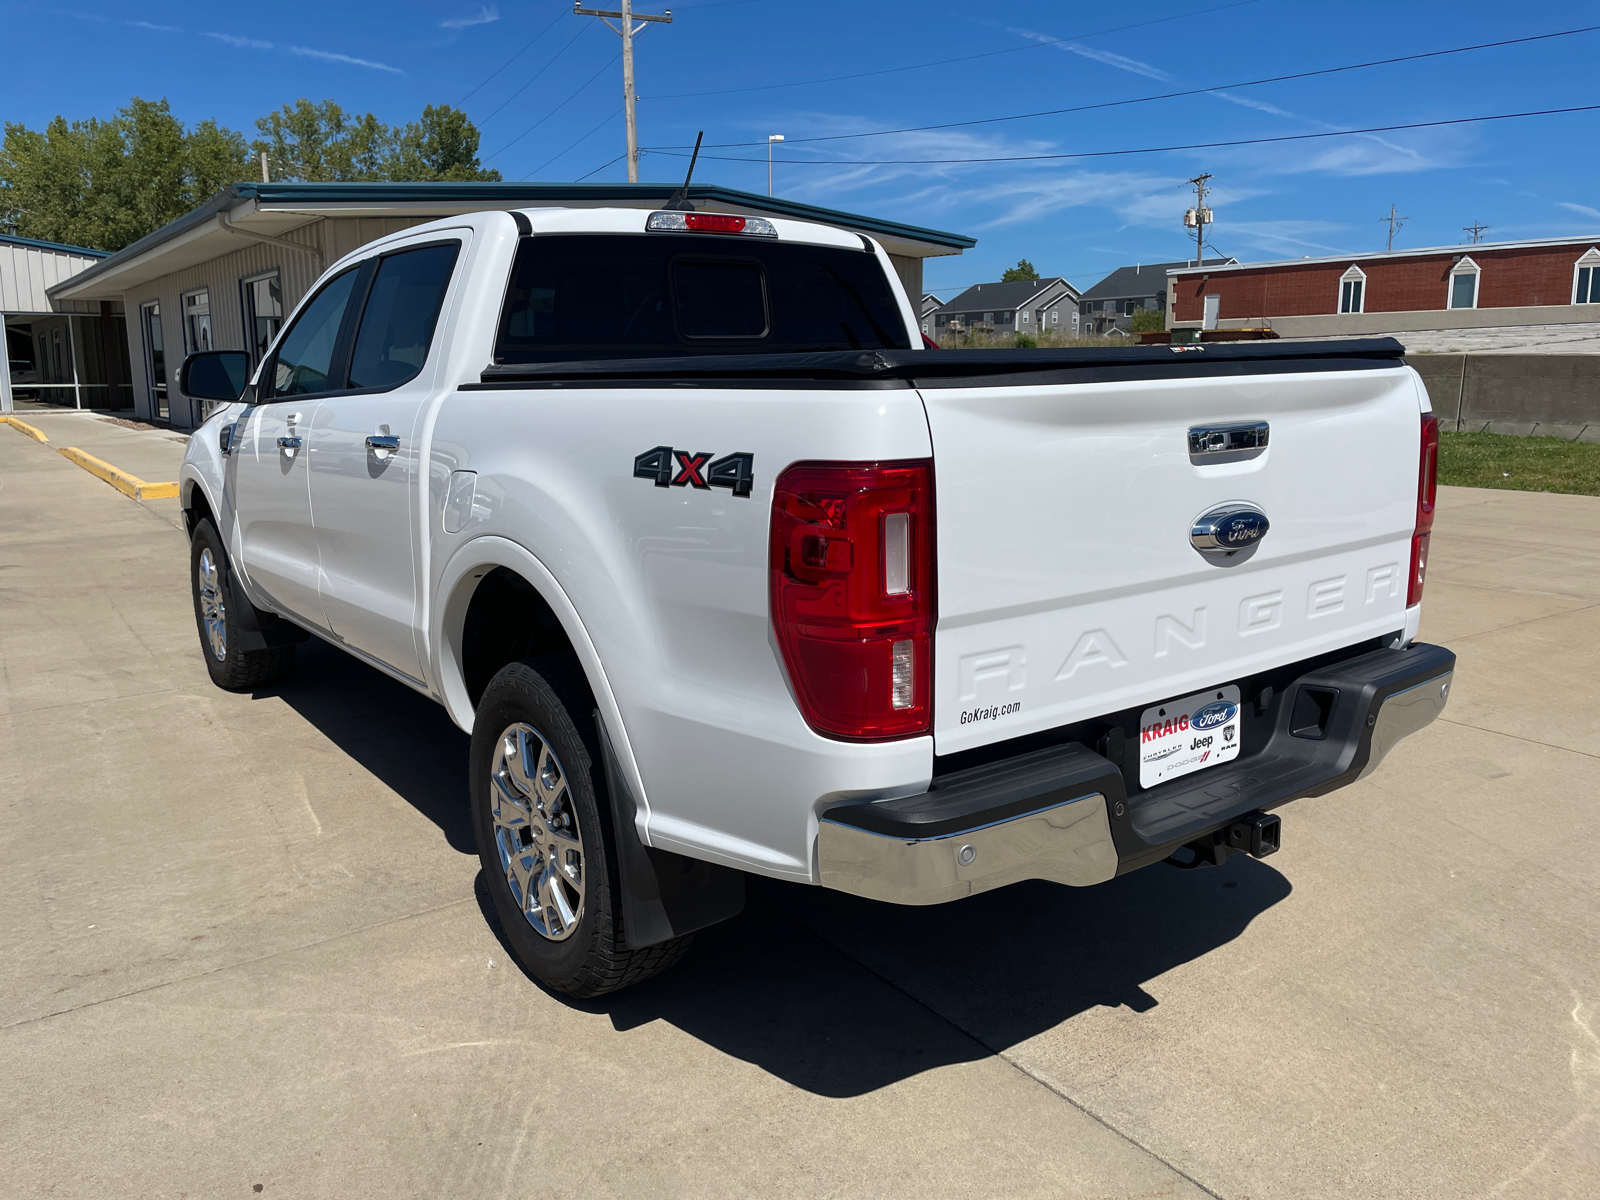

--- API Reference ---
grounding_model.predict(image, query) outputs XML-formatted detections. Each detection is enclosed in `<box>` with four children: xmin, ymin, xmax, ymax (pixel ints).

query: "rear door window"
<box><xmin>348</xmin><ymin>242</ymin><xmax>461</xmax><ymax>390</ymax></box>
<box><xmin>494</xmin><ymin>233</ymin><xmax>908</xmax><ymax>362</ymax></box>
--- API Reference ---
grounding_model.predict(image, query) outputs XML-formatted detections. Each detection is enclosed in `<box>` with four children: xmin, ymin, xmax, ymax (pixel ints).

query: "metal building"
<box><xmin>48</xmin><ymin>182</ymin><xmax>976</xmax><ymax>429</ymax></box>
<box><xmin>2</xmin><ymin>234</ymin><xmax>133</xmax><ymax>415</ymax></box>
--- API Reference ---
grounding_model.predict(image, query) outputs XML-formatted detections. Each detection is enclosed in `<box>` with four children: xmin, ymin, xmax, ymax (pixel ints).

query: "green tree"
<box><xmin>252</xmin><ymin>100</ymin><xmax>500</xmax><ymax>183</ymax></box>
<box><xmin>1001</xmin><ymin>258</ymin><xmax>1039</xmax><ymax>282</ymax></box>
<box><xmin>0</xmin><ymin>97</ymin><xmax>251</xmax><ymax>250</ymax></box>
<box><xmin>390</xmin><ymin>105</ymin><xmax>501</xmax><ymax>182</ymax></box>
<box><xmin>1129</xmin><ymin>306</ymin><xmax>1166</xmax><ymax>333</ymax></box>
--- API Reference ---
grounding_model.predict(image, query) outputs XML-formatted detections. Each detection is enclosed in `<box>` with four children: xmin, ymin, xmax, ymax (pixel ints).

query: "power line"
<box><xmin>477</xmin><ymin>22</ymin><xmax>592</xmax><ymax>127</ymax></box>
<box><xmin>458</xmin><ymin>6</ymin><xmax>568</xmax><ymax>106</ymax></box>
<box><xmin>643</xmin><ymin>0</ymin><xmax>1265</xmax><ymax>99</ymax></box>
<box><xmin>574</xmin><ymin>152</ymin><xmax>628</xmax><ymax>181</ymax></box>
<box><xmin>644</xmin><ymin>24</ymin><xmax>1600</xmax><ymax>150</ymax></box>
<box><xmin>643</xmin><ymin>103</ymin><xmax>1600</xmax><ymax>166</ymax></box>
<box><xmin>527</xmin><ymin>107</ymin><xmax>624</xmax><ymax>178</ymax></box>
<box><xmin>483</xmin><ymin>52</ymin><xmax>622</xmax><ymax>162</ymax></box>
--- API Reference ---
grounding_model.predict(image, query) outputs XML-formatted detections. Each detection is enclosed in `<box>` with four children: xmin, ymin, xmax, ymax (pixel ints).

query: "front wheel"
<box><xmin>470</xmin><ymin>655</ymin><xmax>693</xmax><ymax>996</ymax></box>
<box><xmin>189</xmin><ymin>518</ymin><xmax>295</xmax><ymax>691</ymax></box>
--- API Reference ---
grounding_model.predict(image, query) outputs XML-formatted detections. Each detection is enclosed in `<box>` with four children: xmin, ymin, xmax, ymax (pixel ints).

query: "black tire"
<box><xmin>189</xmin><ymin>518</ymin><xmax>296</xmax><ymax>692</ymax></box>
<box><xmin>470</xmin><ymin>654</ymin><xmax>693</xmax><ymax>997</ymax></box>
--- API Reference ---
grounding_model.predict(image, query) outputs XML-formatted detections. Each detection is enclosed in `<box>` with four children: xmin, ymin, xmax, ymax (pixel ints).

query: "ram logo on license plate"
<box><xmin>1139</xmin><ymin>685</ymin><xmax>1242</xmax><ymax>788</ymax></box>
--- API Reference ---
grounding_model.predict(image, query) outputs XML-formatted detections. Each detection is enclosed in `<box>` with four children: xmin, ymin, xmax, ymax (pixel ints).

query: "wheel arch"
<box><xmin>434</xmin><ymin>535</ymin><xmax>656</xmax><ymax>837</ymax></box>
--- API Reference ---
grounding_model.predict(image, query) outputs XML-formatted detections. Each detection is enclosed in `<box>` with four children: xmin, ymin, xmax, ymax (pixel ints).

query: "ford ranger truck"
<box><xmin>176</xmin><ymin>206</ymin><xmax>1455</xmax><ymax>996</ymax></box>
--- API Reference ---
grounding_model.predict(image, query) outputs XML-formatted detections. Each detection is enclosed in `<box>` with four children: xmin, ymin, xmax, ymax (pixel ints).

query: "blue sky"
<box><xmin>6</xmin><ymin>0</ymin><xmax>1600</xmax><ymax>296</ymax></box>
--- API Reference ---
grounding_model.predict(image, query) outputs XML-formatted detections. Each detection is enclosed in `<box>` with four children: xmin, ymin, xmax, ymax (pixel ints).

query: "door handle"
<box><xmin>277</xmin><ymin>436</ymin><xmax>303</xmax><ymax>450</ymax></box>
<box><xmin>366</xmin><ymin>435</ymin><xmax>400</xmax><ymax>451</ymax></box>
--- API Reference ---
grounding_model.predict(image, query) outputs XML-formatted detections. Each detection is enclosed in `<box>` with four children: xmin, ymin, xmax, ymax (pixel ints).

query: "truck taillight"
<box><xmin>1409</xmin><ymin>413</ymin><xmax>1440</xmax><ymax>607</ymax></box>
<box><xmin>770</xmin><ymin>460</ymin><xmax>934</xmax><ymax>741</ymax></box>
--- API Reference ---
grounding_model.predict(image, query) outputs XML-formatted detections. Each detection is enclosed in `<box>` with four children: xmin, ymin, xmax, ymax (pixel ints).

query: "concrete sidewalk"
<box><xmin>7</xmin><ymin>411</ymin><xmax>190</xmax><ymax>484</ymax></box>
<box><xmin>1</xmin><ymin>427</ymin><xmax>1597</xmax><ymax>1198</ymax></box>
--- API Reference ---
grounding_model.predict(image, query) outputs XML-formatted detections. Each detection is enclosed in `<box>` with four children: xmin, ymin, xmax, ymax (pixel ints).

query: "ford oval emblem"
<box><xmin>1191</xmin><ymin>700</ymin><xmax>1238</xmax><ymax>730</ymax></box>
<box><xmin>1191</xmin><ymin>502</ymin><xmax>1269</xmax><ymax>565</ymax></box>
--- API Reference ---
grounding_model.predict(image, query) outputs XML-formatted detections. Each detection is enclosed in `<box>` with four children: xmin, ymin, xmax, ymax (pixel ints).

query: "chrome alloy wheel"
<box><xmin>490</xmin><ymin>722</ymin><xmax>585</xmax><ymax>941</ymax></box>
<box><xmin>197</xmin><ymin>547</ymin><xmax>227</xmax><ymax>661</ymax></box>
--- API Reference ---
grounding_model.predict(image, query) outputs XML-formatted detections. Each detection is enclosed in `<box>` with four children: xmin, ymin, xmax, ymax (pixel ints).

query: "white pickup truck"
<box><xmin>178</xmin><ymin>204</ymin><xmax>1455</xmax><ymax>996</ymax></box>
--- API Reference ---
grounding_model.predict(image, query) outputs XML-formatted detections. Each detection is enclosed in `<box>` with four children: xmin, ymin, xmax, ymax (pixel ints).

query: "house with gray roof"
<box><xmin>1078</xmin><ymin>258</ymin><xmax>1234</xmax><ymax>336</ymax></box>
<box><xmin>929</xmin><ymin>276</ymin><xmax>1081</xmax><ymax>341</ymax></box>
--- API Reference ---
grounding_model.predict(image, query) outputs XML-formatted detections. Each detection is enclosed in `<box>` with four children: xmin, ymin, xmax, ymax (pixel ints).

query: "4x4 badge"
<box><xmin>634</xmin><ymin>446</ymin><xmax>755</xmax><ymax>497</ymax></box>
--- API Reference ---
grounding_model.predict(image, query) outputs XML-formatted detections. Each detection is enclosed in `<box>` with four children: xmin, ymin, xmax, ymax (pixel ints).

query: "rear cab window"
<box><xmin>493</xmin><ymin>233</ymin><xmax>909</xmax><ymax>363</ymax></box>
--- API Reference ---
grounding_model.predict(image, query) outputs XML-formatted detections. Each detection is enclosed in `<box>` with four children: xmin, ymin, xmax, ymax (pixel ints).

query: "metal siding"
<box><xmin>0</xmin><ymin>244</ymin><xmax>100</xmax><ymax>313</ymax></box>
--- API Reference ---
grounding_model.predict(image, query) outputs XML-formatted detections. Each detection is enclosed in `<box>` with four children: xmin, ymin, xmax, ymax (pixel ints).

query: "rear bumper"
<box><xmin>817</xmin><ymin>641</ymin><xmax>1454</xmax><ymax>904</ymax></box>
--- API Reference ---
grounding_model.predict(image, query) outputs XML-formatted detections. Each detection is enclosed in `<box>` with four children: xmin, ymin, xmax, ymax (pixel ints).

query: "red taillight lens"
<box><xmin>1408</xmin><ymin>413</ymin><xmax>1440</xmax><ymax>607</ymax></box>
<box><xmin>770</xmin><ymin>460</ymin><xmax>935</xmax><ymax>741</ymax></box>
<box><xmin>685</xmin><ymin>212</ymin><xmax>746</xmax><ymax>233</ymax></box>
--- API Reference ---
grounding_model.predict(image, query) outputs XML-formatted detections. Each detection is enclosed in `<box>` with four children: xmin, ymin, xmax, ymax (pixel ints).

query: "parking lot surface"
<box><xmin>2</xmin><ymin>423</ymin><xmax>1597</xmax><ymax>1198</ymax></box>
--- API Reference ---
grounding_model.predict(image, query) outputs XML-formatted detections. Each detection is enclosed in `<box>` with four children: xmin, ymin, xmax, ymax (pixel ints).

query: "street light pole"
<box><xmin>768</xmin><ymin>134</ymin><xmax>784</xmax><ymax>196</ymax></box>
<box><xmin>574</xmin><ymin>1</ymin><xmax>673</xmax><ymax>183</ymax></box>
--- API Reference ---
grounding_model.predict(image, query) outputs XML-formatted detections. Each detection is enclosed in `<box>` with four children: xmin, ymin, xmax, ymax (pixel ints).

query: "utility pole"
<box><xmin>1183</xmin><ymin>174</ymin><xmax>1213</xmax><ymax>267</ymax></box>
<box><xmin>1380</xmin><ymin>204</ymin><xmax>1407</xmax><ymax>252</ymax></box>
<box><xmin>1463</xmin><ymin>220</ymin><xmax>1490</xmax><ymax>244</ymax></box>
<box><xmin>573</xmin><ymin>1</ymin><xmax>673</xmax><ymax>183</ymax></box>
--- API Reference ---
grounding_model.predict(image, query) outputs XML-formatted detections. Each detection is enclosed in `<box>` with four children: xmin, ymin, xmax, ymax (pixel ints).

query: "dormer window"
<box><xmin>1339</xmin><ymin>265</ymin><xmax>1366</xmax><ymax>314</ymax></box>
<box><xmin>1574</xmin><ymin>248</ymin><xmax>1600</xmax><ymax>304</ymax></box>
<box><xmin>1448</xmin><ymin>257</ymin><xmax>1480</xmax><ymax>309</ymax></box>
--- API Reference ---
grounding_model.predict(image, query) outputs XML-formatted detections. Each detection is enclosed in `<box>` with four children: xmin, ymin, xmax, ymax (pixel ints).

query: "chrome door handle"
<box><xmin>366</xmin><ymin>435</ymin><xmax>400</xmax><ymax>451</ymax></box>
<box><xmin>277</xmin><ymin>436</ymin><xmax>303</xmax><ymax>450</ymax></box>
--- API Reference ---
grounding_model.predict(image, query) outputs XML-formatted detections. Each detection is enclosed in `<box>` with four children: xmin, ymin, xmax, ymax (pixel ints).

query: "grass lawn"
<box><xmin>1437</xmin><ymin>431</ymin><xmax>1600</xmax><ymax>497</ymax></box>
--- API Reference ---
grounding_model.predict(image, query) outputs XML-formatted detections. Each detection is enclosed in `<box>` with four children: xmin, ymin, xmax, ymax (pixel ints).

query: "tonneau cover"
<box><xmin>476</xmin><ymin>338</ymin><xmax>1407</xmax><ymax>385</ymax></box>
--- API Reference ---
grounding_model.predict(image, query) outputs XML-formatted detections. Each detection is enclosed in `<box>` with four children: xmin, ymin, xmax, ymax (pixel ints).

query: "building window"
<box><xmin>1020</xmin><ymin>310</ymin><xmax>1030</xmax><ymax>323</ymax></box>
<box><xmin>1050</xmin><ymin>310</ymin><xmax>1059</xmax><ymax>324</ymax></box>
<box><xmin>140</xmin><ymin>301</ymin><xmax>167</xmax><ymax>420</ymax></box>
<box><xmin>1448</xmin><ymin>258</ymin><xmax>1479</xmax><ymax>310</ymax></box>
<box><xmin>242</xmin><ymin>271</ymin><xmax>283</xmax><ymax>364</ymax></box>
<box><xmin>183</xmin><ymin>288</ymin><xmax>213</xmax><ymax>352</ymax></box>
<box><xmin>983</xmin><ymin>312</ymin><xmax>994</xmax><ymax>324</ymax></box>
<box><xmin>1339</xmin><ymin>265</ymin><xmax>1366</xmax><ymax>314</ymax></box>
<box><xmin>1573</xmin><ymin>248</ymin><xmax>1600</xmax><ymax>304</ymax></box>
<box><xmin>1079</xmin><ymin>300</ymin><xmax>1092</xmax><ymax>315</ymax></box>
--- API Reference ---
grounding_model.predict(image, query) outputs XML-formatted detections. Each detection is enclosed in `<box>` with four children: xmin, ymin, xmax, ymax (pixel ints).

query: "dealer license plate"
<box><xmin>1138</xmin><ymin>684</ymin><xmax>1242</xmax><ymax>788</ymax></box>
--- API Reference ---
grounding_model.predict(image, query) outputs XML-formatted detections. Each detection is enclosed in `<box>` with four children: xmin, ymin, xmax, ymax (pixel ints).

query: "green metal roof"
<box><xmin>50</xmin><ymin>181</ymin><xmax>975</xmax><ymax>298</ymax></box>
<box><xmin>0</xmin><ymin>232</ymin><xmax>109</xmax><ymax>258</ymax></box>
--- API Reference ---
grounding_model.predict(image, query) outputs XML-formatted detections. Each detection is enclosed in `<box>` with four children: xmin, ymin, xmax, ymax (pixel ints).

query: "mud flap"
<box><xmin>595</xmin><ymin>712</ymin><xmax>745</xmax><ymax>949</ymax></box>
<box><xmin>220</xmin><ymin>550</ymin><xmax>310</xmax><ymax>653</ymax></box>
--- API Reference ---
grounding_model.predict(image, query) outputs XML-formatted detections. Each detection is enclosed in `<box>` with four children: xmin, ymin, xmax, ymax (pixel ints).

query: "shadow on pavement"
<box><xmin>270</xmin><ymin>638</ymin><xmax>1292</xmax><ymax>1098</ymax></box>
<box><xmin>267</xmin><ymin>637</ymin><xmax>474</xmax><ymax>853</ymax></box>
<box><xmin>483</xmin><ymin>858</ymin><xmax>1291</xmax><ymax>1099</ymax></box>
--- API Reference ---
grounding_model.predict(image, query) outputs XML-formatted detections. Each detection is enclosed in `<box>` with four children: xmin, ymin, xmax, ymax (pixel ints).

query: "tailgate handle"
<box><xmin>1189</xmin><ymin>422</ymin><xmax>1269</xmax><ymax>464</ymax></box>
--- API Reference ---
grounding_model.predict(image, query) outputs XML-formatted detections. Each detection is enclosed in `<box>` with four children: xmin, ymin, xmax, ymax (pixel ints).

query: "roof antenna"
<box><xmin>663</xmin><ymin>131</ymin><xmax>703</xmax><ymax>212</ymax></box>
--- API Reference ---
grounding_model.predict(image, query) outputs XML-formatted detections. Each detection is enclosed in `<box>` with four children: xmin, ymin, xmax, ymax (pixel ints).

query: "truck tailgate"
<box><xmin>923</xmin><ymin>363</ymin><xmax>1424</xmax><ymax>755</ymax></box>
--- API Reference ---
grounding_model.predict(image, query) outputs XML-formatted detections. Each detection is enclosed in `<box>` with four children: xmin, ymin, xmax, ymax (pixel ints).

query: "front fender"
<box><xmin>432</xmin><ymin>534</ymin><xmax>658</xmax><ymax>842</ymax></box>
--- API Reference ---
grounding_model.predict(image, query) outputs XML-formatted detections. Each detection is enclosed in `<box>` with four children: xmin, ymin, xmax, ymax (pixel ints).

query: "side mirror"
<box><xmin>180</xmin><ymin>350</ymin><xmax>251</xmax><ymax>402</ymax></box>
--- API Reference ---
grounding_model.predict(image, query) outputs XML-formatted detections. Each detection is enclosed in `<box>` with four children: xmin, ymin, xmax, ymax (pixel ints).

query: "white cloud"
<box><xmin>1557</xmin><ymin>201</ymin><xmax>1600</xmax><ymax>220</ymax></box>
<box><xmin>1208</xmin><ymin>91</ymin><xmax>1298</xmax><ymax>119</ymax></box>
<box><xmin>127</xmin><ymin>20</ymin><xmax>183</xmax><ymax>32</ymax></box>
<box><xmin>442</xmin><ymin>4</ymin><xmax>499</xmax><ymax>28</ymax></box>
<box><xmin>1008</xmin><ymin>27</ymin><xmax>1173</xmax><ymax>81</ymax></box>
<box><xmin>206</xmin><ymin>32</ymin><xmax>274</xmax><ymax>50</ymax></box>
<box><xmin>290</xmin><ymin>45</ymin><xmax>404</xmax><ymax>73</ymax></box>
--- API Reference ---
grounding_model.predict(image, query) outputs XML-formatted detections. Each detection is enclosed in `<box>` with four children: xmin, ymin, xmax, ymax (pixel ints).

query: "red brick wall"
<box><xmin>1172</xmin><ymin>242</ymin><xmax>1599</xmax><ymax>321</ymax></box>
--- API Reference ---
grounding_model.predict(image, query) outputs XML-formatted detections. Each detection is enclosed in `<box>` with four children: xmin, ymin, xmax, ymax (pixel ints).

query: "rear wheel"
<box><xmin>470</xmin><ymin>655</ymin><xmax>693</xmax><ymax>996</ymax></box>
<box><xmin>189</xmin><ymin>518</ymin><xmax>295</xmax><ymax>691</ymax></box>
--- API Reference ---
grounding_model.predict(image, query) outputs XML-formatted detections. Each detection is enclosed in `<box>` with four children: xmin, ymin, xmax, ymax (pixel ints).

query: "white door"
<box><xmin>1202</xmin><ymin>294</ymin><xmax>1220</xmax><ymax>330</ymax></box>
<box><xmin>231</xmin><ymin>266</ymin><xmax>362</xmax><ymax>627</ymax></box>
<box><xmin>311</xmin><ymin>238</ymin><xmax>464</xmax><ymax>682</ymax></box>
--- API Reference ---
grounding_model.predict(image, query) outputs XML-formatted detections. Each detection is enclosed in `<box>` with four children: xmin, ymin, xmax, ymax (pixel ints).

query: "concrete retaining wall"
<box><xmin>1405</xmin><ymin>354</ymin><xmax>1600</xmax><ymax>442</ymax></box>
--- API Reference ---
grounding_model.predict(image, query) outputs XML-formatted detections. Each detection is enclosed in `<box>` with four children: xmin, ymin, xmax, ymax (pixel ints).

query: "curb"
<box><xmin>0</xmin><ymin>416</ymin><xmax>51</xmax><ymax>443</ymax></box>
<box><xmin>56</xmin><ymin>446</ymin><xmax>180</xmax><ymax>501</ymax></box>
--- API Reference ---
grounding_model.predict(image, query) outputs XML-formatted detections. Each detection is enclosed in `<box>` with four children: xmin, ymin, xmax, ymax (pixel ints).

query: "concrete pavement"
<box><xmin>2</xmin><ymin>421</ymin><xmax>1597</xmax><ymax>1198</ymax></box>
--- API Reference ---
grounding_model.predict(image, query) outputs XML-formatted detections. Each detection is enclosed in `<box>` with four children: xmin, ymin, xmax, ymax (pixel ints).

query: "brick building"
<box><xmin>1166</xmin><ymin>236</ymin><xmax>1600</xmax><ymax>338</ymax></box>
